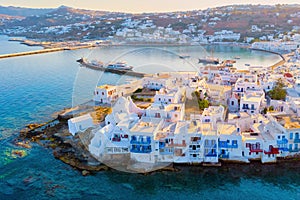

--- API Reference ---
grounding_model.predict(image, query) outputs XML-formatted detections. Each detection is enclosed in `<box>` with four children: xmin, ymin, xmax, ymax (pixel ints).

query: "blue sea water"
<box><xmin>0</xmin><ymin>36</ymin><xmax>299</xmax><ymax>199</ymax></box>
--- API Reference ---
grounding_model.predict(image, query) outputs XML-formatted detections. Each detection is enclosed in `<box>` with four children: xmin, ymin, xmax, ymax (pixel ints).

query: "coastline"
<box><xmin>18</xmin><ymin>110</ymin><xmax>300</xmax><ymax>175</ymax></box>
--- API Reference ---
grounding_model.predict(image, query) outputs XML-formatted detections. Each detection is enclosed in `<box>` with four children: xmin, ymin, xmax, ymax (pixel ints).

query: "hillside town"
<box><xmin>66</xmin><ymin>48</ymin><xmax>300</xmax><ymax>168</ymax></box>
<box><xmin>1</xmin><ymin>4</ymin><xmax>300</xmax><ymax>49</ymax></box>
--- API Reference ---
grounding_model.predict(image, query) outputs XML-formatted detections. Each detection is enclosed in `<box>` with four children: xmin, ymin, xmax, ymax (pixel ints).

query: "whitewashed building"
<box><xmin>68</xmin><ymin>114</ymin><xmax>94</xmax><ymax>136</ymax></box>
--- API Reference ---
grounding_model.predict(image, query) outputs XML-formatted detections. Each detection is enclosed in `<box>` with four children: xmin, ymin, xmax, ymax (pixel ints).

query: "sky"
<box><xmin>0</xmin><ymin>0</ymin><xmax>299</xmax><ymax>13</ymax></box>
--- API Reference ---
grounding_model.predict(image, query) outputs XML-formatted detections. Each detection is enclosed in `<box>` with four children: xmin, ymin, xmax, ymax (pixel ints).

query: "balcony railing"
<box><xmin>219</xmin><ymin>141</ymin><xmax>238</xmax><ymax>148</ymax></box>
<box><xmin>205</xmin><ymin>152</ymin><xmax>217</xmax><ymax>157</ymax></box>
<box><xmin>249</xmin><ymin>148</ymin><xmax>263</xmax><ymax>153</ymax></box>
<box><xmin>130</xmin><ymin>140</ymin><xmax>151</xmax><ymax>145</ymax></box>
<box><xmin>277</xmin><ymin>138</ymin><xmax>288</xmax><ymax>145</ymax></box>
<box><xmin>278</xmin><ymin>147</ymin><xmax>288</xmax><ymax>151</ymax></box>
<box><xmin>294</xmin><ymin>138</ymin><xmax>300</xmax><ymax>143</ymax></box>
<box><xmin>264</xmin><ymin>148</ymin><xmax>279</xmax><ymax>155</ymax></box>
<box><xmin>289</xmin><ymin>148</ymin><xmax>299</xmax><ymax>153</ymax></box>
<box><xmin>131</xmin><ymin>147</ymin><xmax>152</xmax><ymax>153</ymax></box>
<box><xmin>219</xmin><ymin>153</ymin><xmax>229</xmax><ymax>158</ymax></box>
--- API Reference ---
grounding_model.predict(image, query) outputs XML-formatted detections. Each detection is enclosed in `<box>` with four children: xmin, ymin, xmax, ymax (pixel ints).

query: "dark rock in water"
<box><xmin>82</xmin><ymin>170</ymin><xmax>90</xmax><ymax>176</ymax></box>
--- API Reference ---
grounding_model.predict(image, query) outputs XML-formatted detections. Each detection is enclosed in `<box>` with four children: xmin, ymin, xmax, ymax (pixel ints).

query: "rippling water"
<box><xmin>0</xmin><ymin>36</ymin><xmax>298</xmax><ymax>199</ymax></box>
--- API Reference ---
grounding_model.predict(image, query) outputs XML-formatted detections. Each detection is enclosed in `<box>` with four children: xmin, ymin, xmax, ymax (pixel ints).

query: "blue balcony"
<box><xmin>219</xmin><ymin>140</ymin><xmax>238</xmax><ymax>148</ymax></box>
<box><xmin>219</xmin><ymin>153</ymin><xmax>229</xmax><ymax>158</ymax></box>
<box><xmin>278</xmin><ymin>147</ymin><xmax>289</xmax><ymax>151</ymax></box>
<box><xmin>205</xmin><ymin>152</ymin><xmax>217</xmax><ymax>157</ymax></box>
<box><xmin>294</xmin><ymin>138</ymin><xmax>300</xmax><ymax>143</ymax></box>
<box><xmin>159</xmin><ymin>142</ymin><xmax>165</xmax><ymax>148</ymax></box>
<box><xmin>130</xmin><ymin>136</ymin><xmax>151</xmax><ymax>145</ymax></box>
<box><xmin>131</xmin><ymin>145</ymin><xmax>152</xmax><ymax>153</ymax></box>
<box><xmin>277</xmin><ymin>138</ymin><xmax>288</xmax><ymax>145</ymax></box>
<box><xmin>289</xmin><ymin>148</ymin><xmax>299</xmax><ymax>153</ymax></box>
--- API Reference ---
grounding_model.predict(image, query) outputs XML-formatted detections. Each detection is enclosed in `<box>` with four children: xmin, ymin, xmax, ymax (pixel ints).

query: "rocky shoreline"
<box><xmin>16</xmin><ymin>104</ymin><xmax>300</xmax><ymax>176</ymax></box>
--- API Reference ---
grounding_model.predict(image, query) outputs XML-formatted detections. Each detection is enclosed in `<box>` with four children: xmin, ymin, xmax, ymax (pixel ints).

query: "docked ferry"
<box><xmin>198</xmin><ymin>56</ymin><xmax>220</xmax><ymax>64</ymax></box>
<box><xmin>106</xmin><ymin>61</ymin><xmax>133</xmax><ymax>70</ymax></box>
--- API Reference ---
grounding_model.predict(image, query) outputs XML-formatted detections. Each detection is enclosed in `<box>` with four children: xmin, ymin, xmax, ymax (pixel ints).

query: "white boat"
<box><xmin>106</xmin><ymin>61</ymin><xmax>133</xmax><ymax>70</ymax></box>
<box><xmin>179</xmin><ymin>54</ymin><xmax>190</xmax><ymax>59</ymax></box>
<box><xmin>77</xmin><ymin>57</ymin><xmax>104</xmax><ymax>68</ymax></box>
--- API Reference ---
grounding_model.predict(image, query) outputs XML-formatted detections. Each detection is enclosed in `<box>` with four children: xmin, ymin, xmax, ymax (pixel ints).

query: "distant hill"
<box><xmin>0</xmin><ymin>5</ymin><xmax>54</xmax><ymax>17</ymax></box>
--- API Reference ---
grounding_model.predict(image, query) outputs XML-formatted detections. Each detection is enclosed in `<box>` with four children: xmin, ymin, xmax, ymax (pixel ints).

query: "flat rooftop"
<box><xmin>97</xmin><ymin>84</ymin><xmax>115</xmax><ymax>89</ymax></box>
<box><xmin>272</xmin><ymin>114</ymin><xmax>300</xmax><ymax>129</ymax></box>
<box><xmin>130</xmin><ymin>117</ymin><xmax>161</xmax><ymax>134</ymax></box>
<box><xmin>217</xmin><ymin>123</ymin><xmax>237</xmax><ymax>135</ymax></box>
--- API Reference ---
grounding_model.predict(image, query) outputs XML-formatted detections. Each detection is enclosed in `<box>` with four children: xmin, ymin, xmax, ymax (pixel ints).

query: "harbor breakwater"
<box><xmin>0</xmin><ymin>45</ymin><xmax>94</xmax><ymax>60</ymax></box>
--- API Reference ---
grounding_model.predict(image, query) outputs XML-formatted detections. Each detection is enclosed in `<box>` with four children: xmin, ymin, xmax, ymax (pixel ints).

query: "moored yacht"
<box><xmin>106</xmin><ymin>61</ymin><xmax>133</xmax><ymax>70</ymax></box>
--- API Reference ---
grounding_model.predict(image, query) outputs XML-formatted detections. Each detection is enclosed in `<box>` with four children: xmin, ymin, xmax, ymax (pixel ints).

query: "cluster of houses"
<box><xmin>68</xmin><ymin>59</ymin><xmax>300</xmax><ymax>166</ymax></box>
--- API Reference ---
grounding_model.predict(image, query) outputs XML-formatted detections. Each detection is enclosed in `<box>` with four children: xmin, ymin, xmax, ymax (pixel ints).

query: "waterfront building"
<box><xmin>142</xmin><ymin>75</ymin><xmax>173</xmax><ymax>90</ymax></box>
<box><xmin>217</xmin><ymin>123</ymin><xmax>244</xmax><ymax>161</ymax></box>
<box><xmin>267</xmin><ymin>113</ymin><xmax>300</xmax><ymax>155</ymax></box>
<box><xmin>129</xmin><ymin>117</ymin><xmax>160</xmax><ymax>163</ymax></box>
<box><xmin>68</xmin><ymin>114</ymin><xmax>94</xmax><ymax>136</ymax></box>
<box><xmin>94</xmin><ymin>85</ymin><xmax>118</xmax><ymax>104</ymax></box>
<box><xmin>201</xmin><ymin>123</ymin><xmax>218</xmax><ymax>163</ymax></box>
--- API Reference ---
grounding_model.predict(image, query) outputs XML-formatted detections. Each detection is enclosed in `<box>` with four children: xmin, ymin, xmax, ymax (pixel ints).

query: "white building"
<box><xmin>68</xmin><ymin>114</ymin><xmax>94</xmax><ymax>136</ymax></box>
<box><xmin>142</xmin><ymin>75</ymin><xmax>173</xmax><ymax>90</ymax></box>
<box><xmin>94</xmin><ymin>85</ymin><xmax>118</xmax><ymax>104</ymax></box>
<box><xmin>240</xmin><ymin>92</ymin><xmax>264</xmax><ymax>115</ymax></box>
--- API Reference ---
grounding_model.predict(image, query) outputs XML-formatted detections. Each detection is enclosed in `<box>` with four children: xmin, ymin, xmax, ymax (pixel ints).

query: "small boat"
<box><xmin>106</xmin><ymin>61</ymin><xmax>133</xmax><ymax>71</ymax></box>
<box><xmin>179</xmin><ymin>54</ymin><xmax>190</xmax><ymax>59</ymax></box>
<box><xmin>245</xmin><ymin>63</ymin><xmax>250</xmax><ymax>66</ymax></box>
<box><xmin>222</xmin><ymin>60</ymin><xmax>236</xmax><ymax>67</ymax></box>
<box><xmin>234</xmin><ymin>56</ymin><xmax>241</xmax><ymax>59</ymax></box>
<box><xmin>199</xmin><ymin>56</ymin><xmax>219</xmax><ymax>65</ymax></box>
<box><xmin>77</xmin><ymin>57</ymin><xmax>104</xmax><ymax>68</ymax></box>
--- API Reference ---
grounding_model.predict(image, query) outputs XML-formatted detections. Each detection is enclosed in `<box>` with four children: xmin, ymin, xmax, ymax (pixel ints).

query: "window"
<box><xmin>296</xmin><ymin>133</ymin><xmax>299</xmax><ymax>139</ymax></box>
<box><xmin>102</xmin><ymin>92</ymin><xmax>104</xmax><ymax>95</ymax></box>
<box><xmin>232</xmin><ymin>140</ymin><xmax>237</xmax><ymax>146</ymax></box>
<box><xmin>168</xmin><ymin>99</ymin><xmax>171</xmax><ymax>102</ymax></box>
<box><xmin>231</xmin><ymin>101</ymin><xmax>234</xmax><ymax>106</ymax></box>
<box><xmin>158</xmin><ymin>98</ymin><xmax>161</xmax><ymax>101</ymax></box>
<box><xmin>278</xmin><ymin>135</ymin><xmax>281</xmax><ymax>140</ymax></box>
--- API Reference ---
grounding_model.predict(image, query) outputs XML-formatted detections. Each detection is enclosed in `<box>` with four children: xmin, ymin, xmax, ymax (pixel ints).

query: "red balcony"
<box><xmin>264</xmin><ymin>145</ymin><xmax>279</xmax><ymax>155</ymax></box>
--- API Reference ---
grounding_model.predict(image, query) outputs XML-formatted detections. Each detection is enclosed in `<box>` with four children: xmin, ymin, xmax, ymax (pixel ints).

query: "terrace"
<box><xmin>272</xmin><ymin>114</ymin><xmax>300</xmax><ymax>129</ymax></box>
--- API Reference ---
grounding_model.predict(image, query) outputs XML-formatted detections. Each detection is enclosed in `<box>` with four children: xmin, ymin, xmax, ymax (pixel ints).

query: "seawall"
<box><xmin>0</xmin><ymin>45</ymin><xmax>94</xmax><ymax>60</ymax></box>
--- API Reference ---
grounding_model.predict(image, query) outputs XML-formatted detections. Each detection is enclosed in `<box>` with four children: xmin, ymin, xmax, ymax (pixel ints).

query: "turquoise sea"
<box><xmin>0</xmin><ymin>35</ymin><xmax>299</xmax><ymax>199</ymax></box>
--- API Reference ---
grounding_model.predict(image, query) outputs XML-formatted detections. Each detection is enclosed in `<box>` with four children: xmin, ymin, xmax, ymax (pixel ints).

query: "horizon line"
<box><xmin>1</xmin><ymin>3</ymin><xmax>300</xmax><ymax>14</ymax></box>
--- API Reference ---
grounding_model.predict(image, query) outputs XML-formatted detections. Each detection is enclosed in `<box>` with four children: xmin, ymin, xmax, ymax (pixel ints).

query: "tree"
<box><xmin>198</xmin><ymin>99</ymin><xmax>210</xmax><ymax>110</ymax></box>
<box><xmin>268</xmin><ymin>79</ymin><xmax>286</xmax><ymax>100</ymax></box>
